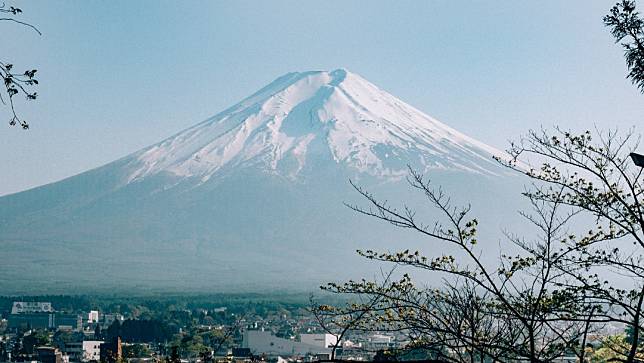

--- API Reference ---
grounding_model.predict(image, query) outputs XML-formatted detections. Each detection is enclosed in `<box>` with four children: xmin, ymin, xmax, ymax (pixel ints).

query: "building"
<box><xmin>242</xmin><ymin>330</ymin><xmax>330</xmax><ymax>357</ymax></box>
<box><xmin>56</xmin><ymin>314</ymin><xmax>83</xmax><ymax>331</ymax></box>
<box><xmin>11</xmin><ymin>302</ymin><xmax>53</xmax><ymax>314</ymax></box>
<box><xmin>64</xmin><ymin>341</ymin><xmax>103</xmax><ymax>362</ymax></box>
<box><xmin>83</xmin><ymin>340</ymin><xmax>103</xmax><ymax>361</ymax></box>
<box><xmin>7</xmin><ymin>301</ymin><xmax>81</xmax><ymax>331</ymax></box>
<box><xmin>36</xmin><ymin>347</ymin><xmax>65</xmax><ymax>363</ymax></box>
<box><xmin>7</xmin><ymin>313</ymin><xmax>51</xmax><ymax>329</ymax></box>
<box><xmin>8</xmin><ymin>313</ymin><xmax>82</xmax><ymax>331</ymax></box>
<box><xmin>9</xmin><ymin>301</ymin><xmax>54</xmax><ymax>330</ymax></box>
<box><xmin>299</xmin><ymin>334</ymin><xmax>338</xmax><ymax>348</ymax></box>
<box><xmin>365</xmin><ymin>333</ymin><xmax>396</xmax><ymax>351</ymax></box>
<box><xmin>88</xmin><ymin>311</ymin><xmax>99</xmax><ymax>324</ymax></box>
<box><xmin>99</xmin><ymin>337</ymin><xmax>122</xmax><ymax>363</ymax></box>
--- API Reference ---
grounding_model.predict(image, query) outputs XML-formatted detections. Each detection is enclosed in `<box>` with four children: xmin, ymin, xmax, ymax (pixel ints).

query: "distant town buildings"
<box><xmin>366</xmin><ymin>333</ymin><xmax>395</xmax><ymax>351</ymax></box>
<box><xmin>242</xmin><ymin>330</ymin><xmax>332</xmax><ymax>357</ymax></box>
<box><xmin>2</xmin><ymin>299</ymin><xmax>386</xmax><ymax>363</ymax></box>
<box><xmin>299</xmin><ymin>333</ymin><xmax>338</xmax><ymax>348</ymax></box>
<box><xmin>63</xmin><ymin>341</ymin><xmax>103</xmax><ymax>362</ymax></box>
<box><xmin>7</xmin><ymin>301</ymin><xmax>81</xmax><ymax>331</ymax></box>
<box><xmin>0</xmin><ymin>298</ymin><xmax>626</xmax><ymax>363</ymax></box>
<box><xmin>11</xmin><ymin>302</ymin><xmax>53</xmax><ymax>315</ymax></box>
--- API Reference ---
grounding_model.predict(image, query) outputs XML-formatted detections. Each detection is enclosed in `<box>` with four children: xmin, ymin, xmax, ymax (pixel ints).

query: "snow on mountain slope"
<box><xmin>0</xmin><ymin>68</ymin><xmax>527</xmax><ymax>294</ymax></box>
<box><xmin>126</xmin><ymin>69</ymin><xmax>507</xmax><ymax>184</ymax></box>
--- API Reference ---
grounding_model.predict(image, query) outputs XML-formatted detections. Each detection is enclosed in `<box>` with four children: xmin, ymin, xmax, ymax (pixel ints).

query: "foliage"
<box><xmin>0</xmin><ymin>2</ymin><xmax>39</xmax><ymax>129</ymax></box>
<box><xmin>319</xmin><ymin>163</ymin><xmax>600</xmax><ymax>362</ymax></box>
<box><xmin>605</xmin><ymin>0</ymin><xmax>644</xmax><ymax>93</ymax></box>
<box><xmin>20</xmin><ymin>329</ymin><xmax>50</xmax><ymax>355</ymax></box>
<box><xmin>52</xmin><ymin>329</ymin><xmax>75</xmax><ymax>349</ymax></box>
<box><xmin>314</xmin><ymin>3</ymin><xmax>644</xmax><ymax>359</ymax></box>
<box><xmin>319</xmin><ymin>122</ymin><xmax>644</xmax><ymax>362</ymax></box>
<box><xmin>168</xmin><ymin>346</ymin><xmax>180</xmax><ymax>363</ymax></box>
<box><xmin>123</xmin><ymin>343</ymin><xmax>152</xmax><ymax>358</ymax></box>
<box><xmin>501</xmin><ymin>127</ymin><xmax>644</xmax><ymax>362</ymax></box>
<box><xmin>311</xmin><ymin>274</ymin><xmax>388</xmax><ymax>360</ymax></box>
<box><xmin>105</xmin><ymin>319</ymin><xmax>174</xmax><ymax>343</ymax></box>
<box><xmin>589</xmin><ymin>334</ymin><xmax>631</xmax><ymax>362</ymax></box>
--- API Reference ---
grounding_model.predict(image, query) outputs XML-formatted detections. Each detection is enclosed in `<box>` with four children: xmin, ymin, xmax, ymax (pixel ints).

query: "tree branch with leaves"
<box><xmin>498</xmin><ymin>127</ymin><xmax>644</xmax><ymax>362</ymax></box>
<box><xmin>318</xmin><ymin>165</ymin><xmax>596</xmax><ymax>363</ymax></box>
<box><xmin>0</xmin><ymin>2</ymin><xmax>40</xmax><ymax>129</ymax></box>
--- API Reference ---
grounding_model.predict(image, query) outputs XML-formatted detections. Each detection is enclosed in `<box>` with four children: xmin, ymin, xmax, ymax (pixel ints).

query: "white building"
<box><xmin>64</xmin><ymin>340</ymin><xmax>103</xmax><ymax>362</ymax></box>
<box><xmin>11</xmin><ymin>302</ymin><xmax>53</xmax><ymax>314</ymax></box>
<box><xmin>87</xmin><ymin>311</ymin><xmax>99</xmax><ymax>324</ymax></box>
<box><xmin>299</xmin><ymin>334</ymin><xmax>338</xmax><ymax>348</ymax></box>
<box><xmin>82</xmin><ymin>341</ymin><xmax>103</xmax><ymax>362</ymax></box>
<box><xmin>242</xmin><ymin>330</ymin><xmax>331</xmax><ymax>357</ymax></box>
<box><xmin>366</xmin><ymin>333</ymin><xmax>395</xmax><ymax>351</ymax></box>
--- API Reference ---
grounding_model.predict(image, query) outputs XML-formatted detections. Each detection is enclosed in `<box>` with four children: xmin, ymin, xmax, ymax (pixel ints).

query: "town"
<box><xmin>0</xmin><ymin>296</ymin><xmax>634</xmax><ymax>363</ymax></box>
<box><xmin>0</xmin><ymin>297</ymin><xmax>413</xmax><ymax>363</ymax></box>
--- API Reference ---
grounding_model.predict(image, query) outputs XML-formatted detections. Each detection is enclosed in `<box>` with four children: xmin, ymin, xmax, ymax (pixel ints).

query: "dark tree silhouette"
<box><xmin>168</xmin><ymin>346</ymin><xmax>180</xmax><ymax>363</ymax></box>
<box><xmin>95</xmin><ymin>324</ymin><xmax>102</xmax><ymax>340</ymax></box>
<box><xmin>605</xmin><ymin>0</ymin><xmax>644</xmax><ymax>93</ymax></box>
<box><xmin>0</xmin><ymin>2</ymin><xmax>40</xmax><ymax>129</ymax></box>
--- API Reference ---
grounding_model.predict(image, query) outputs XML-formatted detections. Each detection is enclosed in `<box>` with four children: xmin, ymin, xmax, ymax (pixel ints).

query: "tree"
<box><xmin>199</xmin><ymin>349</ymin><xmax>212</xmax><ymax>363</ymax></box>
<box><xmin>95</xmin><ymin>324</ymin><xmax>103</xmax><ymax>340</ymax></box>
<box><xmin>0</xmin><ymin>2</ymin><xmax>39</xmax><ymax>129</ymax></box>
<box><xmin>123</xmin><ymin>344</ymin><xmax>152</xmax><ymax>359</ymax></box>
<box><xmin>605</xmin><ymin>0</ymin><xmax>644</xmax><ymax>93</ymax></box>
<box><xmin>322</xmin><ymin>167</ymin><xmax>597</xmax><ymax>363</ymax></box>
<box><xmin>21</xmin><ymin>330</ymin><xmax>50</xmax><ymax>355</ymax></box>
<box><xmin>590</xmin><ymin>334</ymin><xmax>632</xmax><ymax>362</ymax></box>
<box><xmin>317</xmin><ymin>2</ymin><xmax>644</xmax><ymax>362</ymax></box>
<box><xmin>52</xmin><ymin>330</ymin><xmax>74</xmax><ymax>349</ymax></box>
<box><xmin>204</xmin><ymin>315</ymin><xmax>243</xmax><ymax>355</ymax></box>
<box><xmin>310</xmin><ymin>271</ymin><xmax>392</xmax><ymax>361</ymax></box>
<box><xmin>168</xmin><ymin>345</ymin><xmax>181</xmax><ymax>363</ymax></box>
<box><xmin>499</xmin><ymin>127</ymin><xmax>644</xmax><ymax>362</ymax></box>
<box><xmin>106</xmin><ymin>320</ymin><xmax>121</xmax><ymax>341</ymax></box>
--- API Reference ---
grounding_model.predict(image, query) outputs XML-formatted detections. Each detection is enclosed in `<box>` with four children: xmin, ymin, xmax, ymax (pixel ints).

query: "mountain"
<box><xmin>126</xmin><ymin>69</ymin><xmax>503</xmax><ymax>182</ymax></box>
<box><xmin>0</xmin><ymin>69</ymin><xmax>522</xmax><ymax>294</ymax></box>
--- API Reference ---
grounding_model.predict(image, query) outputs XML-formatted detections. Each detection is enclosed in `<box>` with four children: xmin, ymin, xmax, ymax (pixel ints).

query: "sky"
<box><xmin>1</xmin><ymin>0</ymin><xmax>643</xmax><ymax>196</ymax></box>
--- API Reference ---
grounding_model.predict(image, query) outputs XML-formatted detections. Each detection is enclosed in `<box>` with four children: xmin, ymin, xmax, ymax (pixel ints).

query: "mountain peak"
<box><xmin>126</xmin><ymin>69</ymin><xmax>506</xmax><ymax>184</ymax></box>
<box><xmin>0</xmin><ymin>69</ymin><xmax>521</xmax><ymax>294</ymax></box>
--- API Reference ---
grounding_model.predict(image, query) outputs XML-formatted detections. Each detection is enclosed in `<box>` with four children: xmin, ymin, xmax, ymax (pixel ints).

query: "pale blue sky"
<box><xmin>1</xmin><ymin>1</ymin><xmax>643</xmax><ymax>196</ymax></box>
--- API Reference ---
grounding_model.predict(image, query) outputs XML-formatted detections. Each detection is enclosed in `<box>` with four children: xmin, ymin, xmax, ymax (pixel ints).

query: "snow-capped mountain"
<box><xmin>126</xmin><ymin>69</ymin><xmax>505</xmax><ymax>184</ymax></box>
<box><xmin>0</xmin><ymin>69</ymin><xmax>520</xmax><ymax>294</ymax></box>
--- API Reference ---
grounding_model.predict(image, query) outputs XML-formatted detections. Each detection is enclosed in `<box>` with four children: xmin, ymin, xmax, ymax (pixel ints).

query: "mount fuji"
<box><xmin>0</xmin><ymin>69</ymin><xmax>522</xmax><ymax>293</ymax></box>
